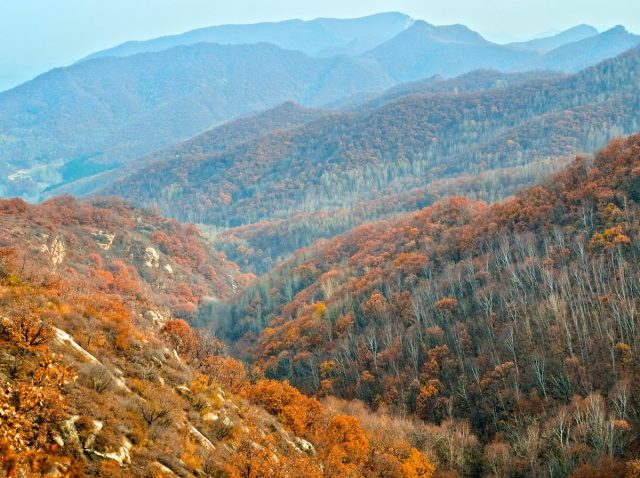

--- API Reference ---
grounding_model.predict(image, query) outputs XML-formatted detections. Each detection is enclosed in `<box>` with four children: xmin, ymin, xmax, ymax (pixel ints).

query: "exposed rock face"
<box><xmin>54</xmin><ymin>327</ymin><xmax>129</xmax><ymax>391</ymax></box>
<box><xmin>91</xmin><ymin>231</ymin><xmax>116</xmax><ymax>250</ymax></box>
<box><xmin>144</xmin><ymin>246</ymin><xmax>160</xmax><ymax>267</ymax></box>
<box><xmin>40</xmin><ymin>237</ymin><xmax>66</xmax><ymax>265</ymax></box>
<box><xmin>58</xmin><ymin>417</ymin><xmax>132</xmax><ymax>466</ymax></box>
<box><xmin>96</xmin><ymin>438</ymin><xmax>132</xmax><ymax>466</ymax></box>
<box><xmin>144</xmin><ymin>310</ymin><xmax>169</xmax><ymax>326</ymax></box>
<box><xmin>203</xmin><ymin>412</ymin><xmax>219</xmax><ymax>422</ymax></box>
<box><xmin>188</xmin><ymin>422</ymin><xmax>215</xmax><ymax>450</ymax></box>
<box><xmin>294</xmin><ymin>437</ymin><xmax>315</xmax><ymax>454</ymax></box>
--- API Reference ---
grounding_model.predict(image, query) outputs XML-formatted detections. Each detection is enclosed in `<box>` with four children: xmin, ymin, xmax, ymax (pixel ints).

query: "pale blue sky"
<box><xmin>1</xmin><ymin>0</ymin><xmax>639</xmax><ymax>88</ymax></box>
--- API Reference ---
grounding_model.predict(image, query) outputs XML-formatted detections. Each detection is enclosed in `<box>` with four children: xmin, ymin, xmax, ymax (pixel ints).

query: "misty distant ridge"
<box><xmin>76</xmin><ymin>13</ymin><xmax>639</xmax><ymax>85</ymax></box>
<box><xmin>506</xmin><ymin>24</ymin><xmax>598</xmax><ymax>52</ymax></box>
<box><xmin>80</xmin><ymin>12</ymin><xmax>608</xmax><ymax>65</ymax></box>
<box><xmin>80</xmin><ymin>12</ymin><xmax>416</xmax><ymax>62</ymax></box>
<box><xmin>3</xmin><ymin>12</ymin><xmax>636</xmax><ymax>93</ymax></box>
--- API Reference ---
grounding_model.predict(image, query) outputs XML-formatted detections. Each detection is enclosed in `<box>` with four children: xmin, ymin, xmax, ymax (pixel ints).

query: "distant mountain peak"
<box><xmin>507</xmin><ymin>24</ymin><xmax>599</xmax><ymax>53</ymax></box>
<box><xmin>573</xmin><ymin>23</ymin><xmax>599</xmax><ymax>32</ymax></box>
<box><xmin>380</xmin><ymin>19</ymin><xmax>486</xmax><ymax>45</ymax></box>
<box><xmin>606</xmin><ymin>25</ymin><xmax>629</xmax><ymax>34</ymax></box>
<box><xmin>527</xmin><ymin>24</ymin><xmax>640</xmax><ymax>72</ymax></box>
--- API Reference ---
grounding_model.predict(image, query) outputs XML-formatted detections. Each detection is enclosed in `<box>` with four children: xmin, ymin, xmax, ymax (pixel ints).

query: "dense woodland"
<box><xmin>218</xmin><ymin>134</ymin><xmax>640</xmax><ymax>476</ymax></box>
<box><xmin>108</xmin><ymin>46</ymin><xmax>640</xmax><ymax>274</ymax></box>
<box><xmin>356</xmin><ymin>70</ymin><xmax>563</xmax><ymax>110</ymax></box>
<box><xmin>72</xmin><ymin>102</ymin><xmax>329</xmax><ymax>198</ymax></box>
<box><xmin>211</xmin><ymin>155</ymin><xmax>570</xmax><ymax>275</ymax></box>
<box><xmin>0</xmin><ymin>43</ymin><xmax>392</xmax><ymax>201</ymax></box>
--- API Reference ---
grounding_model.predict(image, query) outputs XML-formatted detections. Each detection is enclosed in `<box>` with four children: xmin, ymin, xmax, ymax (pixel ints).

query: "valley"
<box><xmin>2</xmin><ymin>8</ymin><xmax>640</xmax><ymax>478</ymax></box>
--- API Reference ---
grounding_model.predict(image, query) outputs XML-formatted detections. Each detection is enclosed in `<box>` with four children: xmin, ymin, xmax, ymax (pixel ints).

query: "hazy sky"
<box><xmin>1</xmin><ymin>0</ymin><xmax>639</xmax><ymax>86</ymax></box>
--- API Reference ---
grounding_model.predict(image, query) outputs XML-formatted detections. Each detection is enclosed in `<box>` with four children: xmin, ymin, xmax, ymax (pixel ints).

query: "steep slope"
<box><xmin>0</xmin><ymin>197</ymin><xmax>438</xmax><ymax>477</ymax></box>
<box><xmin>0</xmin><ymin>43</ymin><xmax>391</xmax><ymax>201</ymax></box>
<box><xmin>507</xmin><ymin>24</ymin><xmax>598</xmax><ymax>53</ymax></box>
<box><xmin>105</xmin><ymin>46</ymin><xmax>640</xmax><ymax>265</ymax></box>
<box><xmin>532</xmin><ymin>25</ymin><xmax>640</xmax><ymax>72</ymax></box>
<box><xmin>81</xmin><ymin>12</ymin><xmax>414</xmax><ymax>61</ymax></box>
<box><xmin>221</xmin><ymin>133</ymin><xmax>640</xmax><ymax>476</ymax></box>
<box><xmin>0</xmin><ymin>196</ymin><xmax>251</xmax><ymax>319</ymax></box>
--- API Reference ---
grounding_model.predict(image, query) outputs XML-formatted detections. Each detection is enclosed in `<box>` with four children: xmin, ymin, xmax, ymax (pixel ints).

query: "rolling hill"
<box><xmin>0</xmin><ymin>43</ymin><xmax>392</xmax><ymax>201</ymax></box>
<box><xmin>49</xmin><ymin>101</ymin><xmax>329</xmax><ymax>198</ymax></box>
<box><xmin>358</xmin><ymin>69</ymin><xmax>563</xmax><ymax>110</ymax></box>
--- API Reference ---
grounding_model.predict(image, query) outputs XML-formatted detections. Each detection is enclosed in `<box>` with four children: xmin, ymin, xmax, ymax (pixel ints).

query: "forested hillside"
<box><xmin>219</xmin><ymin>133</ymin><xmax>640</xmax><ymax>476</ymax></box>
<box><xmin>358</xmin><ymin>69</ymin><xmax>563</xmax><ymax>110</ymax></box>
<box><xmin>52</xmin><ymin>102</ymin><xmax>329</xmax><ymax>198</ymax></box>
<box><xmin>108</xmin><ymin>46</ymin><xmax>640</xmax><ymax>272</ymax></box>
<box><xmin>0</xmin><ymin>197</ymin><xmax>441</xmax><ymax>477</ymax></box>
<box><xmin>5</xmin><ymin>4</ymin><xmax>640</xmax><ymax>477</ymax></box>
<box><xmin>0</xmin><ymin>43</ymin><xmax>391</xmax><ymax>201</ymax></box>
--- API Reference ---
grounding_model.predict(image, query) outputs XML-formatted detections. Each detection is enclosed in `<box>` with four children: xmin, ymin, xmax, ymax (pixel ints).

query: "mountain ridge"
<box><xmin>80</xmin><ymin>12</ymin><xmax>414</xmax><ymax>62</ymax></box>
<box><xmin>507</xmin><ymin>24</ymin><xmax>598</xmax><ymax>52</ymax></box>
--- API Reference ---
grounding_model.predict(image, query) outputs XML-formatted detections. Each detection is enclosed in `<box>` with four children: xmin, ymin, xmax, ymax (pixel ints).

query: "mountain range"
<box><xmin>81</xmin><ymin>12</ymin><xmax>416</xmax><ymax>61</ymax></box>
<box><xmin>1</xmin><ymin>13</ymin><xmax>639</xmax><ymax>202</ymax></box>
<box><xmin>506</xmin><ymin>24</ymin><xmax>598</xmax><ymax>52</ymax></box>
<box><xmin>0</xmin><ymin>43</ymin><xmax>391</xmax><ymax>201</ymax></box>
<box><xmin>363</xmin><ymin>22</ymin><xmax>638</xmax><ymax>82</ymax></box>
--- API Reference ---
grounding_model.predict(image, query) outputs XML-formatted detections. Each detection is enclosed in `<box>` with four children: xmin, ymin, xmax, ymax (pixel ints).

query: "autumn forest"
<box><xmin>2</xmin><ymin>7</ymin><xmax>640</xmax><ymax>478</ymax></box>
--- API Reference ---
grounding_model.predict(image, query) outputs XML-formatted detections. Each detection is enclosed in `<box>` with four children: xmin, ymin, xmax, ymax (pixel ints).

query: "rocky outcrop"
<box><xmin>144</xmin><ymin>247</ymin><xmax>160</xmax><ymax>268</ymax></box>
<box><xmin>39</xmin><ymin>236</ymin><xmax>66</xmax><ymax>266</ymax></box>
<box><xmin>91</xmin><ymin>231</ymin><xmax>116</xmax><ymax>250</ymax></box>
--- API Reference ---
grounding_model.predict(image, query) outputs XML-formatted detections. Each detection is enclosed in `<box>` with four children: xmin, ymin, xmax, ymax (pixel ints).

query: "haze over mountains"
<box><xmin>2</xmin><ymin>12</ymin><xmax>639</xmax><ymax>202</ymax></box>
<box><xmin>0</xmin><ymin>43</ymin><xmax>391</xmax><ymax>200</ymax></box>
<box><xmin>506</xmin><ymin>24</ymin><xmax>598</xmax><ymax>52</ymax></box>
<box><xmin>81</xmin><ymin>12</ymin><xmax>416</xmax><ymax>61</ymax></box>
